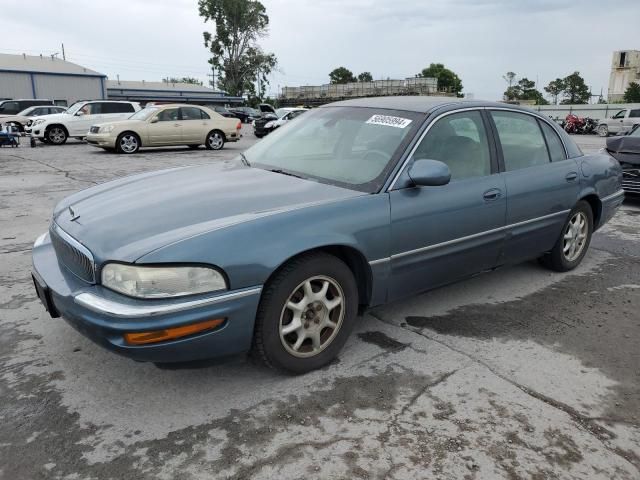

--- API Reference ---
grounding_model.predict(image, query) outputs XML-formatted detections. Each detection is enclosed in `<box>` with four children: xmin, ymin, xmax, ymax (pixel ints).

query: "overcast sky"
<box><xmin>4</xmin><ymin>0</ymin><xmax>639</xmax><ymax>101</ymax></box>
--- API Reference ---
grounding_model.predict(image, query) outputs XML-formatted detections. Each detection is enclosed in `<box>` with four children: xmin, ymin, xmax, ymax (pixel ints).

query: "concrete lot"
<box><xmin>0</xmin><ymin>132</ymin><xmax>638</xmax><ymax>480</ymax></box>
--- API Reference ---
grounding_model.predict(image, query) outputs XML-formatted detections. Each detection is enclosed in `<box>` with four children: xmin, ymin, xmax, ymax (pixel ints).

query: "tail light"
<box><xmin>236</xmin><ymin>121</ymin><xmax>242</xmax><ymax>130</ymax></box>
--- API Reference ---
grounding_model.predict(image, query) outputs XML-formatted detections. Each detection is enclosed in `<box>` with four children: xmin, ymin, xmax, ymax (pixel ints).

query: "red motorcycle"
<box><xmin>564</xmin><ymin>114</ymin><xmax>585</xmax><ymax>134</ymax></box>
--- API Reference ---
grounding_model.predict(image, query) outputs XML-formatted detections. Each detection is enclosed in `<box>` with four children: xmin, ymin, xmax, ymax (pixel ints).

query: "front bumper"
<box><xmin>25</xmin><ymin>125</ymin><xmax>45</xmax><ymax>138</ymax></box>
<box><xmin>86</xmin><ymin>132</ymin><xmax>116</xmax><ymax>148</ymax></box>
<box><xmin>622</xmin><ymin>167</ymin><xmax>640</xmax><ymax>196</ymax></box>
<box><xmin>32</xmin><ymin>232</ymin><xmax>262</xmax><ymax>363</ymax></box>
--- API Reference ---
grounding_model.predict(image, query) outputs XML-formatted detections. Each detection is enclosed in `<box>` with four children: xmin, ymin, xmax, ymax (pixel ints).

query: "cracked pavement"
<box><xmin>0</xmin><ymin>133</ymin><xmax>638</xmax><ymax>479</ymax></box>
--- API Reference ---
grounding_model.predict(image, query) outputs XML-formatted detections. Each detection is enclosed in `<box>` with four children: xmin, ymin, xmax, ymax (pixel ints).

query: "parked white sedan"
<box><xmin>85</xmin><ymin>104</ymin><xmax>242</xmax><ymax>153</ymax></box>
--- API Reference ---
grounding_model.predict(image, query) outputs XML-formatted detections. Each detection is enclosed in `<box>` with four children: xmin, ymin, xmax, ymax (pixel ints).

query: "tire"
<box><xmin>539</xmin><ymin>201</ymin><xmax>593</xmax><ymax>272</ymax></box>
<box><xmin>205</xmin><ymin>130</ymin><xmax>225</xmax><ymax>150</ymax></box>
<box><xmin>597</xmin><ymin>125</ymin><xmax>609</xmax><ymax>137</ymax></box>
<box><xmin>40</xmin><ymin>137</ymin><xmax>50</xmax><ymax>144</ymax></box>
<box><xmin>188</xmin><ymin>144</ymin><xmax>200</xmax><ymax>149</ymax></box>
<box><xmin>46</xmin><ymin>126</ymin><xmax>67</xmax><ymax>145</ymax></box>
<box><xmin>254</xmin><ymin>133</ymin><xmax>264</xmax><ymax>138</ymax></box>
<box><xmin>253</xmin><ymin>253</ymin><xmax>358</xmax><ymax>374</ymax></box>
<box><xmin>116</xmin><ymin>132</ymin><xmax>140</xmax><ymax>154</ymax></box>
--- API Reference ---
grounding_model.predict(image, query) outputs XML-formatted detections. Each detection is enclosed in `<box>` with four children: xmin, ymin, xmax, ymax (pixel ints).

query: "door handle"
<box><xmin>565</xmin><ymin>172</ymin><xmax>578</xmax><ymax>182</ymax></box>
<box><xmin>483</xmin><ymin>188</ymin><xmax>502</xmax><ymax>201</ymax></box>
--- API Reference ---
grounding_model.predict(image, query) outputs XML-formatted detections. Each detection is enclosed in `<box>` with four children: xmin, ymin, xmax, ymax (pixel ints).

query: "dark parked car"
<box><xmin>211</xmin><ymin>106</ymin><xmax>240</xmax><ymax>119</ymax></box>
<box><xmin>605</xmin><ymin>124</ymin><xmax>640</xmax><ymax>196</ymax></box>
<box><xmin>0</xmin><ymin>99</ymin><xmax>54</xmax><ymax>116</ymax></box>
<box><xmin>230</xmin><ymin>106</ymin><xmax>260</xmax><ymax>123</ymax></box>
<box><xmin>32</xmin><ymin>97</ymin><xmax>623</xmax><ymax>373</ymax></box>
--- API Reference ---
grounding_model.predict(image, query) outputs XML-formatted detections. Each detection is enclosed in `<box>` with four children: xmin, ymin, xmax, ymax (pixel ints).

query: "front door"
<box><xmin>69</xmin><ymin>103</ymin><xmax>100</xmax><ymax>136</ymax></box>
<box><xmin>148</xmin><ymin>108</ymin><xmax>182</xmax><ymax>145</ymax></box>
<box><xmin>389</xmin><ymin>110</ymin><xmax>507</xmax><ymax>301</ymax></box>
<box><xmin>488</xmin><ymin>110</ymin><xmax>580</xmax><ymax>264</ymax></box>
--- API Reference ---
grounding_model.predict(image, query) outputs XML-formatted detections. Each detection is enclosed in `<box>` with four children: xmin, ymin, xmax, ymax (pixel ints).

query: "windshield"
<box><xmin>17</xmin><ymin>107</ymin><xmax>36</xmax><ymax>116</ymax></box>
<box><xmin>245</xmin><ymin>106</ymin><xmax>422</xmax><ymax>192</ymax></box>
<box><xmin>630</xmin><ymin>125</ymin><xmax>640</xmax><ymax>138</ymax></box>
<box><xmin>129</xmin><ymin>107</ymin><xmax>160</xmax><ymax>121</ymax></box>
<box><xmin>65</xmin><ymin>102</ymin><xmax>85</xmax><ymax>115</ymax></box>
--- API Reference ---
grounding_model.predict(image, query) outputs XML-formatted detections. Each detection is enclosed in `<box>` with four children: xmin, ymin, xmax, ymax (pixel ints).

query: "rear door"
<box><xmin>102</xmin><ymin>102</ymin><xmax>135</xmax><ymax>122</ymax></box>
<box><xmin>388</xmin><ymin>109</ymin><xmax>507</xmax><ymax>300</ymax></box>
<box><xmin>180</xmin><ymin>106</ymin><xmax>209</xmax><ymax>144</ymax></box>
<box><xmin>488</xmin><ymin>110</ymin><xmax>579</xmax><ymax>264</ymax></box>
<box><xmin>147</xmin><ymin>107</ymin><xmax>182</xmax><ymax>145</ymax></box>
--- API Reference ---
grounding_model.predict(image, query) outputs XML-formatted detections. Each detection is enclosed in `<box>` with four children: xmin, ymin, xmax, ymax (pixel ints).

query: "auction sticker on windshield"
<box><xmin>366</xmin><ymin>115</ymin><xmax>413</xmax><ymax>129</ymax></box>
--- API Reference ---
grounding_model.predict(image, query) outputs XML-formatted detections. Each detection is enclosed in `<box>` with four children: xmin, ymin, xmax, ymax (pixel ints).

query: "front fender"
<box><xmin>136</xmin><ymin>194</ymin><xmax>392</xmax><ymax>291</ymax></box>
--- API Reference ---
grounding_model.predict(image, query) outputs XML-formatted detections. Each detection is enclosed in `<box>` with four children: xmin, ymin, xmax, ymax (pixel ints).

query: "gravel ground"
<box><xmin>0</xmin><ymin>132</ymin><xmax>638</xmax><ymax>480</ymax></box>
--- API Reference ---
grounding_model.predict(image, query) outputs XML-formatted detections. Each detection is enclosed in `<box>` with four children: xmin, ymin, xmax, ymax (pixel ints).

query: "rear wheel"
<box><xmin>540</xmin><ymin>201</ymin><xmax>593</xmax><ymax>272</ymax></box>
<box><xmin>597</xmin><ymin>124</ymin><xmax>609</xmax><ymax>137</ymax></box>
<box><xmin>116</xmin><ymin>132</ymin><xmax>140</xmax><ymax>154</ymax></box>
<box><xmin>205</xmin><ymin>130</ymin><xmax>225</xmax><ymax>150</ymax></box>
<box><xmin>47</xmin><ymin>126</ymin><xmax>67</xmax><ymax>145</ymax></box>
<box><xmin>253</xmin><ymin>253</ymin><xmax>358</xmax><ymax>374</ymax></box>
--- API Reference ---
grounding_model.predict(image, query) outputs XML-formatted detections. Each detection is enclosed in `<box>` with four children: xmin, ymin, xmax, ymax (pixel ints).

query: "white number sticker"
<box><xmin>366</xmin><ymin>115</ymin><xmax>413</xmax><ymax>129</ymax></box>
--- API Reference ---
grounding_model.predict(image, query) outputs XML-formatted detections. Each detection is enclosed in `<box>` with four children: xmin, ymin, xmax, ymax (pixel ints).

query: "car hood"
<box><xmin>53</xmin><ymin>163</ymin><xmax>362</xmax><ymax>262</ymax></box>
<box><xmin>606</xmin><ymin>135</ymin><xmax>640</xmax><ymax>155</ymax></box>
<box><xmin>32</xmin><ymin>113</ymin><xmax>70</xmax><ymax>123</ymax></box>
<box><xmin>0</xmin><ymin>114</ymin><xmax>28</xmax><ymax>123</ymax></box>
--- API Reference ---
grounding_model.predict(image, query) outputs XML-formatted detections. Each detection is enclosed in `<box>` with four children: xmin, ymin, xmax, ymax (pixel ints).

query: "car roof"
<box><xmin>322</xmin><ymin>96</ymin><xmax>536</xmax><ymax>115</ymax></box>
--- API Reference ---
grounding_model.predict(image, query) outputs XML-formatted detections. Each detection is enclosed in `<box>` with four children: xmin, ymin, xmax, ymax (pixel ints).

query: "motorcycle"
<box><xmin>564</xmin><ymin>114</ymin><xmax>598</xmax><ymax>135</ymax></box>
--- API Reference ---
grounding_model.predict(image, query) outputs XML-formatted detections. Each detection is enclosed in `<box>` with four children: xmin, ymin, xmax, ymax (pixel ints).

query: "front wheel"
<box><xmin>597</xmin><ymin>125</ymin><xmax>609</xmax><ymax>137</ymax></box>
<box><xmin>205</xmin><ymin>130</ymin><xmax>225</xmax><ymax>150</ymax></box>
<box><xmin>253</xmin><ymin>253</ymin><xmax>358</xmax><ymax>374</ymax></box>
<box><xmin>540</xmin><ymin>201</ymin><xmax>593</xmax><ymax>272</ymax></box>
<box><xmin>47</xmin><ymin>126</ymin><xmax>67</xmax><ymax>145</ymax></box>
<box><xmin>116</xmin><ymin>133</ymin><xmax>140</xmax><ymax>154</ymax></box>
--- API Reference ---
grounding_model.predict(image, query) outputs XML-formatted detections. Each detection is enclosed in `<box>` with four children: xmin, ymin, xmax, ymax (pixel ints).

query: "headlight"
<box><xmin>100</xmin><ymin>125</ymin><xmax>115</xmax><ymax>133</ymax></box>
<box><xmin>264</xmin><ymin>121</ymin><xmax>275</xmax><ymax>128</ymax></box>
<box><xmin>33</xmin><ymin>119</ymin><xmax>45</xmax><ymax>126</ymax></box>
<box><xmin>101</xmin><ymin>263</ymin><xmax>227</xmax><ymax>299</ymax></box>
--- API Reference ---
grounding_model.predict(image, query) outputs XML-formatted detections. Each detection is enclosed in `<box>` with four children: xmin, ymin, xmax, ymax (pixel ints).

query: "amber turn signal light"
<box><xmin>124</xmin><ymin>318</ymin><xmax>224</xmax><ymax>345</ymax></box>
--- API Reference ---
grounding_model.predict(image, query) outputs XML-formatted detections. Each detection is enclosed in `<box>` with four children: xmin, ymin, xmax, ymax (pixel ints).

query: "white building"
<box><xmin>608</xmin><ymin>50</ymin><xmax>640</xmax><ymax>102</ymax></box>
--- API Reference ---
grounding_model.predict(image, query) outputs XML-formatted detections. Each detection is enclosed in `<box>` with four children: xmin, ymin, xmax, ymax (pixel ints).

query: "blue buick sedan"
<box><xmin>32</xmin><ymin>97</ymin><xmax>624</xmax><ymax>373</ymax></box>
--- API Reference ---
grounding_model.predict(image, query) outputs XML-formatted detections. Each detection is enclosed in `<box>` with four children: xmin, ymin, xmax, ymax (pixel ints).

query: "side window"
<box><xmin>102</xmin><ymin>103</ymin><xmax>134</xmax><ymax>114</ymax></box>
<box><xmin>539</xmin><ymin>121</ymin><xmax>566</xmax><ymax>162</ymax></box>
<box><xmin>612</xmin><ymin>110</ymin><xmax>626</xmax><ymax>119</ymax></box>
<box><xmin>180</xmin><ymin>107</ymin><xmax>207</xmax><ymax>120</ymax></box>
<box><xmin>630</xmin><ymin>110</ymin><xmax>640</xmax><ymax>118</ymax></box>
<box><xmin>156</xmin><ymin>108</ymin><xmax>179</xmax><ymax>122</ymax></box>
<box><xmin>490</xmin><ymin>111</ymin><xmax>549</xmax><ymax>171</ymax></box>
<box><xmin>412</xmin><ymin>110</ymin><xmax>491</xmax><ymax>181</ymax></box>
<box><xmin>88</xmin><ymin>103</ymin><xmax>102</xmax><ymax>115</ymax></box>
<box><xmin>0</xmin><ymin>102</ymin><xmax>19</xmax><ymax>114</ymax></box>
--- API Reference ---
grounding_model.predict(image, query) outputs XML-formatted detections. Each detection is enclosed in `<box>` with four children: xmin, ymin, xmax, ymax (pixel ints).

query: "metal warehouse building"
<box><xmin>0</xmin><ymin>53</ymin><xmax>106</xmax><ymax>106</ymax></box>
<box><xmin>106</xmin><ymin>80</ymin><xmax>243</xmax><ymax>106</ymax></box>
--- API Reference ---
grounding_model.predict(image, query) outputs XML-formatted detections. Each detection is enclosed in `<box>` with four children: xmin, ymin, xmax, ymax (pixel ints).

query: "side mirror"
<box><xmin>150</xmin><ymin>117</ymin><xmax>159</xmax><ymax>124</ymax></box>
<box><xmin>408</xmin><ymin>159</ymin><xmax>451</xmax><ymax>187</ymax></box>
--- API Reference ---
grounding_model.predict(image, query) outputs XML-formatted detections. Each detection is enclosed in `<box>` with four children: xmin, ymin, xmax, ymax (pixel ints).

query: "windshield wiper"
<box><xmin>239</xmin><ymin>152</ymin><xmax>251</xmax><ymax>167</ymax></box>
<box><xmin>268</xmin><ymin>168</ymin><xmax>304</xmax><ymax>179</ymax></box>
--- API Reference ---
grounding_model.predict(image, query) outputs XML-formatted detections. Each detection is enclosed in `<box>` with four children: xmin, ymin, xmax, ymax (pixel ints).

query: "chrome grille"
<box><xmin>50</xmin><ymin>224</ymin><xmax>96</xmax><ymax>283</ymax></box>
<box><xmin>622</xmin><ymin>168</ymin><xmax>640</xmax><ymax>195</ymax></box>
<box><xmin>89</xmin><ymin>126</ymin><xmax>100</xmax><ymax>134</ymax></box>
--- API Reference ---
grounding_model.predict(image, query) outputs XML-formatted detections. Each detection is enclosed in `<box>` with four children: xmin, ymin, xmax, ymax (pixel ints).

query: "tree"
<box><xmin>503</xmin><ymin>71</ymin><xmax>516</xmax><ymax>89</ymax></box>
<box><xmin>357</xmin><ymin>72</ymin><xmax>373</xmax><ymax>82</ymax></box>
<box><xmin>163</xmin><ymin>76</ymin><xmax>203</xmax><ymax>85</ymax></box>
<box><xmin>198</xmin><ymin>0</ymin><xmax>277</xmax><ymax>98</ymax></box>
<box><xmin>623</xmin><ymin>82</ymin><xmax>640</xmax><ymax>103</ymax></box>
<box><xmin>329</xmin><ymin>67</ymin><xmax>356</xmax><ymax>84</ymax></box>
<box><xmin>503</xmin><ymin>77</ymin><xmax>548</xmax><ymax>104</ymax></box>
<box><xmin>560</xmin><ymin>71</ymin><xmax>590</xmax><ymax>105</ymax></box>
<box><xmin>544</xmin><ymin>78</ymin><xmax>565</xmax><ymax>105</ymax></box>
<box><xmin>419</xmin><ymin>63</ymin><xmax>463</xmax><ymax>96</ymax></box>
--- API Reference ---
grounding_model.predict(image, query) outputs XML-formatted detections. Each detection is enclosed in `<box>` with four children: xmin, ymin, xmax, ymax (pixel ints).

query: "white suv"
<box><xmin>26</xmin><ymin>101</ymin><xmax>141</xmax><ymax>144</ymax></box>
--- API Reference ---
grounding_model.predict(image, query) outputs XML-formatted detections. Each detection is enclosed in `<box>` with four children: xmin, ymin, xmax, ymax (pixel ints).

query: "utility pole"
<box><xmin>61</xmin><ymin>43</ymin><xmax>66</xmax><ymax>61</ymax></box>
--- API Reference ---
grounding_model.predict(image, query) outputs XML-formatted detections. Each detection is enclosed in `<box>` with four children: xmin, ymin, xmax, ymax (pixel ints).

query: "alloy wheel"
<box><xmin>48</xmin><ymin>127</ymin><xmax>66</xmax><ymax>144</ymax></box>
<box><xmin>279</xmin><ymin>275</ymin><xmax>345</xmax><ymax>358</ymax></box>
<box><xmin>563</xmin><ymin>211</ymin><xmax>588</xmax><ymax>262</ymax></box>
<box><xmin>119</xmin><ymin>134</ymin><xmax>138</xmax><ymax>153</ymax></box>
<box><xmin>208</xmin><ymin>132</ymin><xmax>224</xmax><ymax>150</ymax></box>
